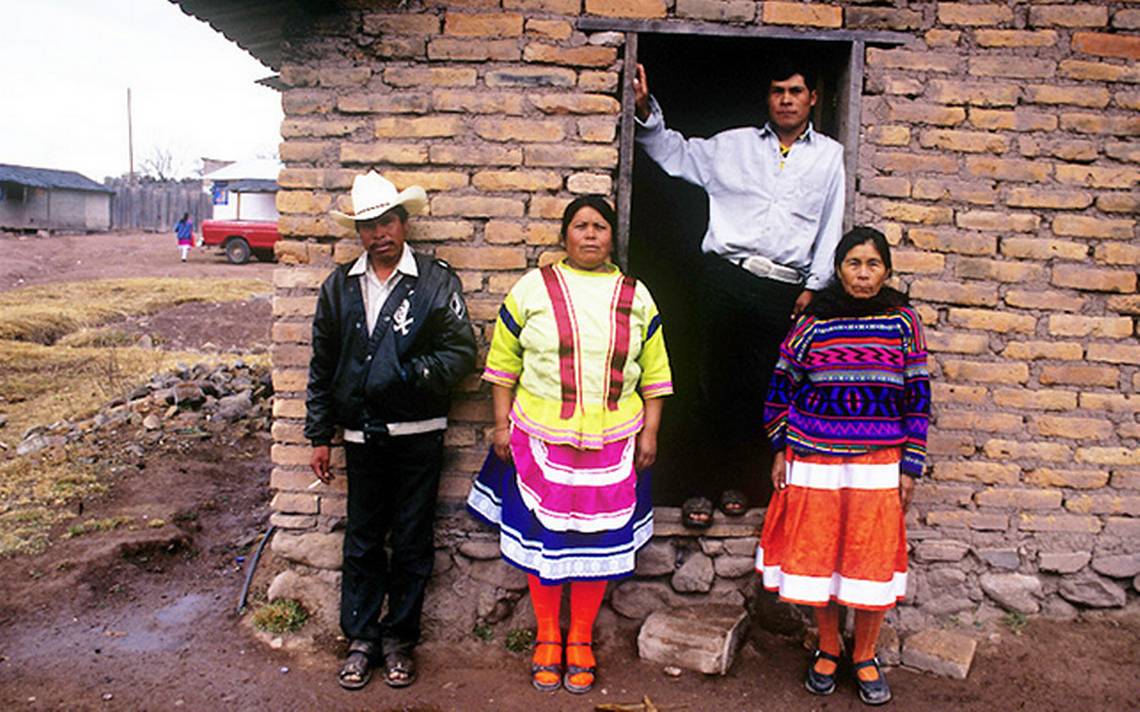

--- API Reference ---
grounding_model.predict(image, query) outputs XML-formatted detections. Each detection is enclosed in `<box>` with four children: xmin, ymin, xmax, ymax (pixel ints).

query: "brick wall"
<box><xmin>268</xmin><ymin>1</ymin><xmax>1138</xmax><ymax>629</ymax></box>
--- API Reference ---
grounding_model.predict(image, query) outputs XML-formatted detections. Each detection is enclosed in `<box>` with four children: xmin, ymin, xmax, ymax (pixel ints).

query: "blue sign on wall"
<box><xmin>211</xmin><ymin>184</ymin><xmax>229</xmax><ymax>205</ymax></box>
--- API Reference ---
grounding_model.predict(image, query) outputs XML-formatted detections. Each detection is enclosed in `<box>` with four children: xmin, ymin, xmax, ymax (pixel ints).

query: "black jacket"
<box><xmin>304</xmin><ymin>252</ymin><xmax>477</xmax><ymax>445</ymax></box>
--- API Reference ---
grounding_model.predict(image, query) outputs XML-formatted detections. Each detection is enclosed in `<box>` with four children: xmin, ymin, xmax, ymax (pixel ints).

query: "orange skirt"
<box><xmin>755</xmin><ymin>447</ymin><xmax>907</xmax><ymax>610</ymax></box>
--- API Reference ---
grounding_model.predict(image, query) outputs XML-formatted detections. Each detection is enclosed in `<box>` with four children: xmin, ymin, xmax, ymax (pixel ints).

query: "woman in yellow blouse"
<box><xmin>468</xmin><ymin>195</ymin><xmax>673</xmax><ymax>694</ymax></box>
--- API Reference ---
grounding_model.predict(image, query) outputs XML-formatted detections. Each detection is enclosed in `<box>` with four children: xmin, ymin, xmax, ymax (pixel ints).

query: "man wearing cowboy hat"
<box><xmin>304</xmin><ymin>170</ymin><xmax>477</xmax><ymax>690</ymax></box>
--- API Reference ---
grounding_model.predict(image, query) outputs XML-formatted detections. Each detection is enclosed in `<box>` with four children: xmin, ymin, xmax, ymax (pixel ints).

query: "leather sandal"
<box><xmin>719</xmin><ymin>489</ymin><xmax>749</xmax><ymax>517</ymax></box>
<box><xmin>337</xmin><ymin>650</ymin><xmax>372</xmax><ymax>691</ymax></box>
<box><xmin>681</xmin><ymin>496</ymin><xmax>714</xmax><ymax>529</ymax></box>
<box><xmin>383</xmin><ymin>650</ymin><xmax>416</xmax><ymax>689</ymax></box>
<box><xmin>852</xmin><ymin>657</ymin><xmax>892</xmax><ymax>705</ymax></box>
<box><xmin>563</xmin><ymin>642</ymin><xmax>596</xmax><ymax>694</ymax></box>
<box><xmin>531</xmin><ymin>640</ymin><xmax>562</xmax><ymax>692</ymax></box>
<box><xmin>805</xmin><ymin>649</ymin><xmax>840</xmax><ymax>696</ymax></box>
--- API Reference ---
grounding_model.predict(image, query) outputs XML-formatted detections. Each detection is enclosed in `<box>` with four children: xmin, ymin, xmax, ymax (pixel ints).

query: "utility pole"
<box><xmin>127</xmin><ymin>87</ymin><xmax>135</xmax><ymax>182</ymax></box>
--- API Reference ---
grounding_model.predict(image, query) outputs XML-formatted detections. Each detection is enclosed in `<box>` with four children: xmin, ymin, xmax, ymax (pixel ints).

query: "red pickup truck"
<box><xmin>201</xmin><ymin>220</ymin><xmax>280</xmax><ymax>264</ymax></box>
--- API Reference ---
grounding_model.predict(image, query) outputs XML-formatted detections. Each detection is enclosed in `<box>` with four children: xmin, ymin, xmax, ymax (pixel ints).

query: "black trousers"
<box><xmin>692</xmin><ymin>255</ymin><xmax>802</xmax><ymax>499</ymax></box>
<box><xmin>341</xmin><ymin>430</ymin><xmax>443</xmax><ymax>656</ymax></box>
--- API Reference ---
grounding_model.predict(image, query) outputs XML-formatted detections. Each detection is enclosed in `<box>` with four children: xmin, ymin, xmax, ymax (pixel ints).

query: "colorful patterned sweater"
<box><xmin>484</xmin><ymin>260</ymin><xmax>673</xmax><ymax>450</ymax></box>
<box><xmin>763</xmin><ymin>307</ymin><xmax>931</xmax><ymax>477</ymax></box>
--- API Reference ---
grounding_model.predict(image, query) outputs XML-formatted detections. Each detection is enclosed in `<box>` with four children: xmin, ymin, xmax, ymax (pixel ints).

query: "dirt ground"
<box><xmin>1</xmin><ymin>231</ymin><xmax>1138</xmax><ymax>711</ymax></box>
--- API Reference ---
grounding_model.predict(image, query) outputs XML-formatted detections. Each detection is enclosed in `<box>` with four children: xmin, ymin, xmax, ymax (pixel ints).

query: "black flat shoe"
<box><xmin>805</xmin><ymin>649</ymin><xmax>839</xmax><ymax>696</ymax></box>
<box><xmin>853</xmin><ymin>657</ymin><xmax>892</xmax><ymax>705</ymax></box>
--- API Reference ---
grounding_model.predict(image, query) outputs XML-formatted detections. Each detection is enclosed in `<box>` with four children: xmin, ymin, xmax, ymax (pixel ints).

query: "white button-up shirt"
<box><xmin>636</xmin><ymin>95</ymin><xmax>845</xmax><ymax>290</ymax></box>
<box><xmin>348</xmin><ymin>242</ymin><xmax>419</xmax><ymax>336</ymax></box>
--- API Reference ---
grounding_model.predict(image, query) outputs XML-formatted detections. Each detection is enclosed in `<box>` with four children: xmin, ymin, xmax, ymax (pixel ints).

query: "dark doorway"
<box><xmin>627</xmin><ymin>33</ymin><xmax>851</xmax><ymax>508</ymax></box>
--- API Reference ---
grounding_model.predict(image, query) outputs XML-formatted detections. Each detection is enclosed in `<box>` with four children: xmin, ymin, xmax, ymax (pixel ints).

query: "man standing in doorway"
<box><xmin>305</xmin><ymin>170</ymin><xmax>477</xmax><ymax>690</ymax></box>
<box><xmin>634</xmin><ymin>58</ymin><xmax>845</xmax><ymax>527</ymax></box>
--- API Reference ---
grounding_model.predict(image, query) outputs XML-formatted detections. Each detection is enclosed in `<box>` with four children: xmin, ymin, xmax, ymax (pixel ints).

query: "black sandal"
<box><xmin>383</xmin><ymin>650</ymin><xmax>417</xmax><ymax>689</ymax></box>
<box><xmin>563</xmin><ymin>642</ymin><xmax>596</xmax><ymax>694</ymax></box>
<box><xmin>337</xmin><ymin>650</ymin><xmax>372</xmax><ymax>691</ymax></box>
<box><xmin>805</xmin><ymin>649</ymin><xmax>840</xmax><ymax>696</ymax></box>
<box><xmin>853</xmin><ymin>657</ymin><xmax>892</xmax><ymax>705</ymax></box>
<box><xmin>719</xmin><ymin>489</ymin><xmax>749</xmax><ymax>517</ymax></box>
<box><xmin>681</xmin><ymin>496</ymin><xmax>714</xmax><ymax>529</ymax></box>
<box><xmin>531</xmin><ymin>640</ymin><xmax>562</xmax><ymax>692</ymax></box>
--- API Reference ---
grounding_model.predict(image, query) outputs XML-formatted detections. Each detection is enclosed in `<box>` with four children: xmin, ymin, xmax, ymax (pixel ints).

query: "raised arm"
<box><xmin>633</xmin><ymin>63</ymin><xmax>721</xmax><ymax>189</ymax></box>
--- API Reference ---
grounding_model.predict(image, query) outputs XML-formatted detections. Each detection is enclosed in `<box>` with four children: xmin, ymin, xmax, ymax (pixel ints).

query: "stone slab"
<box><xmin>902</xmin><ymin>629</ymin><xmax>977</xmax><ymax>679</ymax></box>
<box><xmin>1039</xmin><ymin>551</ymin><xmax>1091</xmax><ymax>574</ymax></box>
<box><xmin>1091</xmin><ymin>553</ymin><xmax>1140</xmax><ymax>579</ymax></box>
<box><xmin>637</xmin><ymin>604</ymin><xmax>748</xmax><ymax>675</ymax></box>
<box><xmin>672</xmin><ymin>551</ymin><xmax>715</xmax><ymax>592</ymax></box>
<box><xmin>652</xmin><ymin>506</ymin><xmax>764</xmax><ymax>538</ymax></box>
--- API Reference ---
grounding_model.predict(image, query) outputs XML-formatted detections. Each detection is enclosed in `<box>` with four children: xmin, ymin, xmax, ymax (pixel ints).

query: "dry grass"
<box><xmin>0</xmin><ymin>277</ymin><xmax>269</xmax><ymax>344</ymax></box>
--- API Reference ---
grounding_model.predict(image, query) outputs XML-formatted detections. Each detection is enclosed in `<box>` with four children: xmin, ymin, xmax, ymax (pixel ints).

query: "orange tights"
<box><xmin>813</xmin><ymin>604</ymin><xmax>885</xmax><ymax>682</ymax></box>
<box><xmin>527</xmin><ymin>575</ymin><xmax>606</xmax><ymax>687</ymax></box>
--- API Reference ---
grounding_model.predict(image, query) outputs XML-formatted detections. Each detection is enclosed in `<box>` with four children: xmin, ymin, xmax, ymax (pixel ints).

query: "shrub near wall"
<box><xmin>267</xmin><ymin>1</ymin><xmax>1138</xmax><ymax>637</ymax></box>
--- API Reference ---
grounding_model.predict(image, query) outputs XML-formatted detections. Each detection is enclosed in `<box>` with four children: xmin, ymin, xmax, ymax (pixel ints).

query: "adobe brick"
<box><xmin>337</xmin><ymin>94</ymin><xmax>431</xmax><ymax>114</ymax></box>
<box><xmin>947</xmin><ymin>308</ymin><xmax>1036</xmax><ymax>333</ymax></box>
<box><xmin>1060</xmin><ymin>112</ymin><xmax>1140</xmax><ymax>136</ymax></box>
<box><xmin>502</xmin><ymin>0</ymin><xmax>580</xmax><ymax>12</ymax></box>
<box><xmin>861</xmin><ymin>177</ymin><xmax>911</xmax><ymax>198</ymax></box>
<box><xmin>472</xmin><ymin>170</ymin><xmax>562</xmax><ymax>192</ymax></box>
<box><xmin>866</xmin><ymin>48</ymin><xmax>960</xmax><ymax>73</ymax></box>
<box><xmin>909</xmin><ymin>229</ymin><xmax>996</xmax><ymax>256</ymax></box>
<box><xmin>866</xmin><ymin>75</ymin><xmax>924</xmax><ymax>96</ymax></box>
<box><xmin>1002</xmin><ymin>341</ymin><xmax>1084</xmax><ymax>360</ymax></box>
<box><xmin>277</xmin><ymin>191</ymin><xmax>333</xmax><ymax>215</ymax></box>
<box><xmin>1039</xmin><ymin>364</ymin><xmax>1120</xmax><ymax>387</ymax></box>
<box><xmin>1048</xmin><ymin>314</ymin><xmax>1134</xmax><ymax>339</ymax></box>
<box><xmin>1113</xmin><ymin>91</ymin><xmax>1140</xmax><ymax>111</ymax></box>
<box><xmin>871</xmin><ymin>200</ymin><xmax>953</xmax><ymax>225</ymax></box>
<box><xmin>676</xmin><ymin>0</ymin><xmax>756</xmax><ymax>22</ymax></box>
<box><xmin>484</xmin><ymin>221</ymin><xmax>525</xmax><ymax>245</ymax></box>
<box><xmin>279</xmin><ymin>64</ymin><xmax>317</xmax><ymax>88</ymax></box>
<box><xmin>844</xmin><ymin>7</ymin><xmax>922</xmax><ymax>31</ymax></box>
<box><xmin>1104</xmin><ymin>142</ymin><xmax>1140</xmax><ymax>163</ymax></box>
<box><xmin>1058</xmin><ymin>59</ymin><xmax>1140</xmax><ymax>83</ymax></box>
<box><xmin>529</xmin><ymin>195</ymin><xmax>572</xmax><ymax>220</ymax></box>
<box><xmin>432</xmin><ymin>91</ymin><xmax>524</xmax><ymax>115</ymax></box>
<box><xmin>525</xmin><ymin>145</ymin><xmax>619</xmax><ymax>168</ymax></box>
<box><xmin>910</xmin><ymin>280</ymin><xmax>998</xmax><ymax>307</ymax></box>
<box><xmin>956</xmin><ymin>211</ymin><xmax>1039</xmax><ymax>233</ymax></box>
<box><xmin>317</xmin><ymin>66</ymin><xmax>371</xmax><ymax>87</ymax></box>
<box><xmin>384</xmin><ymin>171</ymin><xmax>468</xmax><ymax>192</ymax></box>
<box><xmin>428</xmin><ymin>39</ymin><xmax>519</xmax><ymax>62</ymax></box>
<box><xmin>1066</xmin><ymin>494</ymin><xmax>1140</xmax><ymax>516</ymax></box>
<box><xmin>1029</xmin><ymin>5</ymin><xmax>1108</xmax><ymax>28</ymax></box>
<box><xmin>566</xmin><ymin>173</ymin><xmax>613</xmax><ymax>194</ymax></box>
<box><xmin>362</xmin><ymin>13</ymin><xmax>441</xmax><ymax>35</ymax></box>
<box><xmin>272</xmin><ymin>368</ymin><xmax>310</xmax><ymax>394</ymax></box>
<box><xmin>926</xmin><ymin>510</ymin><xmax>1009</xmax><ymax>530</ymax></box>
<box><xmin>887</xmin><ymin>101</ymin><xmax>967</xmax><ymax>127</ymax></box>
<box><xmin>1051</xmin><ymin>265</ymin><xmax>1136</xmax><ymax>294</ymax></box>
<box><xmin>919</xmin><ymin>129</ymin><xmax>1008</xmax><ymax>154</ymax></box>
<box><xmin>436</xmin><ymin>246</ymin><xmax>527</xmax><ymax>271</ymax></box>
<box><xmin>374</xmin><ymin>116</ymin><xmax>462</xmax><ymax>139</ymax></box>
<box><xmin>1077</xmin><ymin>447</ymin><xmax>1140</xmax><ymax>466</ymax></box>
<box><xmin>445</xmin><ymin>12</ymin><xmax>523</xmax><ymax>36</ymax></box>
<box><xmin>969</xmin><ymin>57</ymin><xmax>1055</xmax><ymax>80</ymax></box>
<box><xmin>942</xmin><ymin>359</ymin><xmax>1028</xmax><ymax>384</ymax></box>
<box><xmin>279</xmin><ymin>142</ymin><xmax>326</xmax><ymax>163</ymax></box>
<box><xmin>272</xmin><ymin>397</ymin><xmax>308</xmax><ymax>420</ymax></box>
<box><xmin>1006</xmin><ymin>188</ymin><xmax>1093</xmax><ymax>210</ymax></box>
<box><xmin>340</xmin><ymin>143</ymin><xmax>428</xmax><ymax>165</ymax></box>
<box><xmin>384</xmin><ymin>67</ymin><xmax>476</xmax><ymax>88</ymax></box>
<box><xmin>1116</xmin><ymin>9</ymin><xmax>1140</xmax><ymax>30</ymax></box>
<box><xmin>578</xmin><ymin>117</ymin><xmax>617</xmax><ymax>143</ymax></box>
<box><xmin>271</xmin><ymin>419</ymin><xmax>308</xmax><ymax>443</ymax></box>
<box><xmin>283</xmin><ymin>90</ymin><xmax>334</xmax><ymax>116</ymax></box>
<box><xmin>585</xmin><ymin>0</ymin><xmax>667</xmax><ymax>18</ymax></box>
<box><xmin>270</xmin><ymin>467</ymin><xmax>318</xmax><ymax>492</ymax></box>
<box><xmin>975</xmin><ymin>488</ymin><xmax>1063</xmax><ymax>509</ymax></box>
<box><xmin>463</xmin><ymin>297</ymin><xmax>503</xmax><ymax>322</ymax></box>
<box><xmin>274</xmin><ymin>240</ymin><xmax>310</xmax><ymax>265</ymax></box>
<box><xmin>1026</xmin><ymin>468</ymin><xmax>1109</xmax><ymax>490</ymax></box>
<box><xmin>965</xmin><ymin>156</ymin><xmax>1051</xmax><ymax>182</ymax></box>
<box><xmin>938</xmin><ymin>410</ymin><xmax>1022</xmax><ymax>432</ymax></box>
<box><xmin>1107</xmin><ymin>294</ymin><xmax>1140</xmax><ymax>315</ymax></box>
<box><xmin>927</xmin><ymin>432</ymin><xmax>976</xmax><ymax>456</ymax></box>
<box><xmin>871</xmin><ymin>152</ymin><xmax>959</xmax><ymax>174</ymax></box>
<box><xmin>431</xmin><ymin>196</ymin><xmax>525</xmax><ymax>218</ymax></box>
<box><xmin>892</xmin><ymin>250</ymin><xmax>945</xmax><ymax>274</ymax></box>
<box><xmin>1072</xmin><ymin>32</ymin><xmax>1140</xmax><ymax>61</ymax></box>
<box><xmin>1000</xmin><ymin>237</ymin><xmax>1088</xmax><ymax>261</ymax></box>
<box><xmin>760</xmin><ymin>1</ymin><xmax>841</xmax><ymax>27</ymax></box>
<box><xmin>933</xmin><ymin>461</ymin><xmax>1020</xmax><ymax>485</ymax></box>
<box><xmin>974</xmin><ymin>30</ymin><xmax>1058</xmax><ymax>48</ymax></box>
<box><xmin>926</xmin><ymin>80</ymin><xmax>1019</xmax><ymax>107</ymax></box>
<box><xmin>933</xmin><ymin>382</ymin><xmax>989</xmax><ymax>405</ymax></box>
<box><xmin>429</xmin><ymin>144</ymin><xmax>523</xmax><ymax>166</ymax></box>
<box><xmin>474</xmin><ymin>118</ymin><xmax>565</xmax><ymax>143</ymax></box>
<box><xmin>1095</xmin><ymin>243</ymin><xmax>1140</xmax><ymax>266</ymax></box>
<box><xmin>529</xmin><ymin>94</ymin><xmax>621</xmax><ymax>115</ymax></box>
<box><xmin>1057</xmin><ymin>165</ymin><xmax>1138</xmax><ymax>189</ymax></box>
<box><xmin>914</xmin><ymin>483</ymin><xmax>974</xmax><ymax>506</ymax></box>
<box><xmin>281</xmin><ymin>119</ymin><xmax>356</xmax><ymax>138</ymax></box>
<box><xmin>526</xmin><ymin>222</ymin><xmax>561</xmax><ymax>245</ymax></box>
<box><xmin>579</xmin><ymin>71</ymin><xmax>619</xmax><ymax>93</ymax></box>
<box><xmin>376</xmin><ymin>37</ymin><xmax>426</xmax><ymax>60</ymax></box>
<box><xmin>1024</xmin><ymin>85</ymin><xmax>1110</xmax><ymax>109</ymax></box>
<box><xmin>1087</xmin><ymin>342</ymin><xmax>1140</xmax><ymax>366</ymax></box>
<box><xmin>911</xmin><ymin>179</ymin><xmax>996</xmax><ymax>205</ymax></box>
<box><xmin>1081</xmin><ymin>392</ymin><xmax>1140</xmax><ymax>413</ymax></box>
<box><xmin>865</xmin><ymin>126</ymin><xmax>911</xmax><ymax>146</ymax></box>
<box><xmin>1034</xmin><ymin>415</ymin><xmax>1115</xmax><ymax>441</ymax></box>
<box><xmin>938</xmin><ymin>3</ymin><xmax>1013</xmax><ymax>26</ymax></box>
<box><xmin>523</xmin><ymin>43</ymin><xmax>618</xmax><ymax>68</ymax></box>
<box><xmin>993</xmin><ymin>387</ymin><xmax>1077</xmax><ymax>411</ymax></box>
<box><xmin>485</xmin><ymin>67</ymin><xmax>577</xmax><ymax>88</ymax></box>
<box><xmin>525</xmin><ymin>19</ymin><xmax>572</xmax><ymax>40</ymax></box>
<box><xmin>925</xmin><ymin>29</ymin><xmax>961</xmax><ymax>48</ymax></box>
<box><xmin>983</xmin><ymin>439</ymin><xmax>1072</xmax><ymax>462</ymax></box>
<box><xmin>956</xmin><ymin>258</ymin><xmax>1046</xmax><ymax>283</ymax></box>
<box><xmin>272</xmin><ymin>321</ymin><xmax>311</xmax><ymax>344</ymax></box>
<box><xmin>1017</xmin><ymin>513</ymin><xmax>1101</xmax><ymax>533</ymax></box>
<box><xmin>1016</xmin><ymin>136</ymin><xmax>1099</xmax><ymax>162</ymax></box>
<box><xmin>1003</xmin><ymin>290</ymin><xmax>1085</xmax><ymax>312</ymax></box>
<box><xmin>968</xmin><ymin>108</ymin><xmax>1057</xmax><ymax>132</ymax></box>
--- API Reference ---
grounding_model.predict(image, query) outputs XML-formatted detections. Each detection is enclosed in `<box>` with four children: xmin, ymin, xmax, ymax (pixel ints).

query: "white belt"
<box><xmin>343</xmin><ymin>417</ymin><xmax>448</xmax><ymax>442</ymax></box>
<box><xmin>735</xmin><ymin>255</ymin><xmax>803</xmax><ymax>285</ymax></box>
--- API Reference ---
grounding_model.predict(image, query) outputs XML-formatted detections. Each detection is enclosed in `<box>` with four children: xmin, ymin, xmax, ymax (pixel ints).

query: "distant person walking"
<box><xmin>174</xmin><ymin>213</ymin><xmax>194</xmax><ymax>262</ymax></box>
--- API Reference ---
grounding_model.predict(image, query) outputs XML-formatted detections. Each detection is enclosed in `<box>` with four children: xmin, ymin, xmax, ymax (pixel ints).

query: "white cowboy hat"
<box><xmin>330</xmin><ymin>170</ymin><xmax>427</xmax><ymax>228</ymax></box>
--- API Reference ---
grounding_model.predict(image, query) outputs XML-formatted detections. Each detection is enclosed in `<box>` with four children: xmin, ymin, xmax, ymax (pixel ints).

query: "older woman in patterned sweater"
<box><xmin>755</xmin><ymin>226</ymin><xmax>930</xmax><ymax>706</ymax></box>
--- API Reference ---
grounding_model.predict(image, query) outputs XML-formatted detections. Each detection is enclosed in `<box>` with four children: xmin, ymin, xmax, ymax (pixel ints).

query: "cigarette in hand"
<box><xmin>307</xmin><ymin>479</ymin><xmax>323</xmax><ymax>490</ymax></box>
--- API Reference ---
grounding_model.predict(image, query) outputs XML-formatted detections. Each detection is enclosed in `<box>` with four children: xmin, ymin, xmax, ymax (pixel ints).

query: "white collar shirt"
<box><xmin>636</xmin><ymin>95</ymin><xmax>846</xmax><ymax>290</ymax></box>
<box><xmin>347</xmin><ymin>243</ymin><xmax>419</xmax><ymax>336</ymax></box>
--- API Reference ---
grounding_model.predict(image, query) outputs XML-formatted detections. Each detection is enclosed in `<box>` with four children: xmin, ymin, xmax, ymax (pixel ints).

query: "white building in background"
<box><xmin>202</xmin><ymin>158</ymin><xmax>280</xmax><ymax>221</ymax></box>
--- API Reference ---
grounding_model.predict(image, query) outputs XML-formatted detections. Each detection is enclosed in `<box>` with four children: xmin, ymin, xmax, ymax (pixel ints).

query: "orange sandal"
<box><xmin>531</xmin><ymin>641</ymin><xmax>562</xmax><ymax>692</ymax></box>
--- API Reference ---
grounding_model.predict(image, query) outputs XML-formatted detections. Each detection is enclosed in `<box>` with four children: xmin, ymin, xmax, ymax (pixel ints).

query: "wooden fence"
<box><xmin>107</xmin><ymin>179</ymin><xmax>213</xmax><ymax>232</ymax></box>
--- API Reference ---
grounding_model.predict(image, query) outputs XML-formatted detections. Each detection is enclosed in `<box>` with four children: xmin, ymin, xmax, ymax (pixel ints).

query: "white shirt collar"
<box><xmin>759</xmin><ymin>121</ymin><xmax>815</xmax><ymax>143</ymax></box>
<box><xmin>347</xmin><ymin>242</ymin><xmax>418</xmax><ymax>278</ymax></box>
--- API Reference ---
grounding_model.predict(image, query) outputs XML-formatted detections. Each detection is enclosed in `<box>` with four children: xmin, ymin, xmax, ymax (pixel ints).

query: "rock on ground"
<box><xmin>979</xmin><ymin>573</ymin><xmax>1042</xmax><ymax>614</ymax></box>
<box><xmin>902</xmin><ymin>629</ymin><xmax>977</xmax><ymax>679</ymax></box>
<box><xmin>637</xmin><ymin>604</ymin><xmax>748</xmax><ymax>675</ymax></box>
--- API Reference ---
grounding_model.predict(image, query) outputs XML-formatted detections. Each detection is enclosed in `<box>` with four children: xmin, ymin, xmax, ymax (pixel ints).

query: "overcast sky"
<box><xmin>0</xmin><ymin>0</ymin><xmax>283</xmax><ymax>181</ymax></box>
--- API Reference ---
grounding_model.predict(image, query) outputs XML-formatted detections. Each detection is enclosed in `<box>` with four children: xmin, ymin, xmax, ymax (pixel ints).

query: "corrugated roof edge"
<box><xmin>0</xmin><ymin>163</ymin><xmax>115</xmax><ymax>193</ymax></box>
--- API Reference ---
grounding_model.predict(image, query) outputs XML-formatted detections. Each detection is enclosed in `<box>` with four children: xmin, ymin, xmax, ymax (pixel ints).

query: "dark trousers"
<box><xmin>692</xmin><ymin>255</ymin><xmax>802</xmax><ymax>498</ymax></box>
<box><xmin>341</xmin><ymin>430</ymin><xmax>443</xmax><ymax>656</ymax></box>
